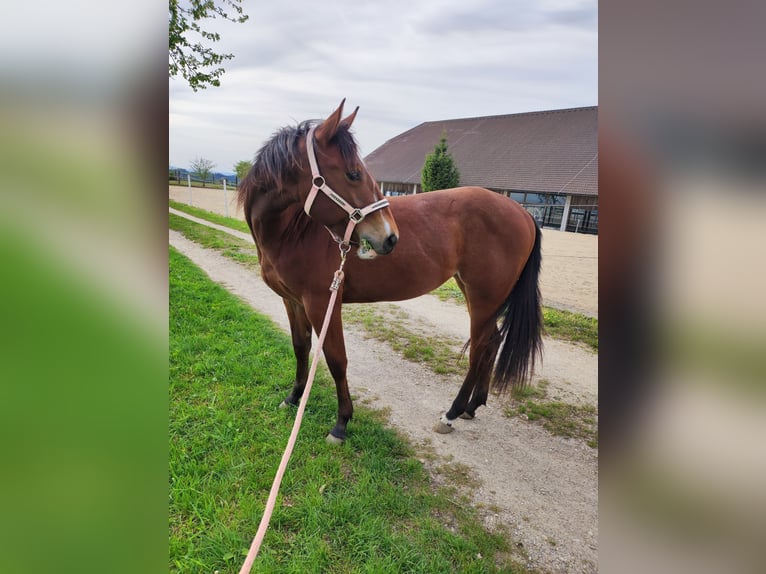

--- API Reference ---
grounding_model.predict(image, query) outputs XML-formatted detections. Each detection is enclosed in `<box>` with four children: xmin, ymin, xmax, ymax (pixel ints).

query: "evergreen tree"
<box><xmin>421</xmin><ymin>131</ymin><xmax>460</xmax><ymax>192</ymax></box>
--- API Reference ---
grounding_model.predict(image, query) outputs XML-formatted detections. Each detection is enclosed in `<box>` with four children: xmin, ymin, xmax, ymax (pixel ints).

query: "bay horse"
<box><xmin>238</xmin><ymin>100</ymin><xmax>543</xmax><ymax>443</ymax></box>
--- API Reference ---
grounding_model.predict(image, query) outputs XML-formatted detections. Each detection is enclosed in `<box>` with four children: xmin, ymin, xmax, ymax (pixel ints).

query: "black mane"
<box><xmin>237</xmin><ymin>119</ymin><xmax>360</xmax><ymax>214</ymax></box>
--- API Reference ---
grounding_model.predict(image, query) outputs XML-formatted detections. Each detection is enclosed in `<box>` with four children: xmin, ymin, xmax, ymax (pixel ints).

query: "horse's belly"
<box><xmin>342</xmin><ymin>259</ymin><xmax>454</xmax><ymax>303</ymax></box>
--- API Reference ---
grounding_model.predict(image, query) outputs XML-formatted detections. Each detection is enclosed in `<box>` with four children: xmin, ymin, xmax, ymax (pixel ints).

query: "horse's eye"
<box><xmin>346</xmin><ymin>170</ymin><xmax>361</xmax><ymax>182</ymax></box>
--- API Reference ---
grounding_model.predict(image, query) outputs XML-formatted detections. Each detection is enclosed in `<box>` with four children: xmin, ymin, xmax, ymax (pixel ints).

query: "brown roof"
<box><xmin>364</xmin><ymin>106</ymin><xmax>597</xmax><ymax>196</ymax></box>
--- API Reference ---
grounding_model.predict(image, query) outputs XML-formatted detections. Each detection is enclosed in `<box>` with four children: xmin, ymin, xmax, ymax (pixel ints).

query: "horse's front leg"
<box><xmin>305</xmin><ymin>294</ymin><xmax>352</xmax><ymax>444</ymax></box>
<box><xmin>281</xmin><ymin>298</ymin><xmax>313</xmax><ymax>408</ymax></box>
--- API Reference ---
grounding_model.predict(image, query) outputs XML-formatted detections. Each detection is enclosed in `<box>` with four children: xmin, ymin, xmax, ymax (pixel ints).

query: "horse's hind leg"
<box><xmin>435</xmin><ymin>277</ymin><xmax>502</xmax><ymax>432</ymax></box>
<box><xmin>434</xmin><ymin>373</ymin><xmax>476</xmax><ymax>433</ymax></box>
<box><xmin>452</xmin><ymin>275</ymin><xmax>498</xmax><ymax>418</ymax></box>
<box><xmin>281</xmin><ymin>299</ymin><xmax>312</xmax><ymax>408</ymax></box>
<box><xmin>434</xmin><ymin>275</ymin><xmax>478</xmax><ymax>433</ymax></box>
<box><xmin>460</xmin><ymin>330</ymin><xmax>500</xmax><ymax>419</ymax></box>
<box><xmin>435</xmin><ymin>325</ymin><xmax>497</xmax><ymax>432</ymax></box>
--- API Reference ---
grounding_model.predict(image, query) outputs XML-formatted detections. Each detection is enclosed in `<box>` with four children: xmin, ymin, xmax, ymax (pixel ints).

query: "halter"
<box><xmin>303</xmin><ymin>125</ymin><xmax>390</xmax><ymax>247</ymax></box>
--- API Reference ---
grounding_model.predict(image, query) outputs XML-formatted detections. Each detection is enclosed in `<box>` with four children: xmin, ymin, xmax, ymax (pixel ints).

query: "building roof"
<box><xmin>364</xmin><ymin>106</ymin><xmax>597</xmax><ymax>196</ymax></box>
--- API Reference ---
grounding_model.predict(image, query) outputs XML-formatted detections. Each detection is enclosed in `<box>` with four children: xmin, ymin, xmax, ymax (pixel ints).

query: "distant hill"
<box><xmin>169</xmin><ymin>167</ymin><xmax>237</xmax><ymax>185</ymax></box>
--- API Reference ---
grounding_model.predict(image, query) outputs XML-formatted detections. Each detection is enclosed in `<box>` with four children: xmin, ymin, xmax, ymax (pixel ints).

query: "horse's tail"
<box><xmin>491</xmin><ymin>223</ymin><xmax>544</xmax><ymax>394</ymax></box>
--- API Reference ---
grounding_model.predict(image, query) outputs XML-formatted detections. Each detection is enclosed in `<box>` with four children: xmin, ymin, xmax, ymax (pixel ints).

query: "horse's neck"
<box><xmin>250</xmin><ymin>198</ymin><xmax>309</xmax><ymax>255</ymax></box>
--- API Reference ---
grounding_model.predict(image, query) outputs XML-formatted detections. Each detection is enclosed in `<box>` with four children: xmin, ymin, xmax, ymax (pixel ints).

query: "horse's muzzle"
<box><xmin>379</xmin><ymin>233</ymin><xmax>398</xmax><ymax>254</ymax></box>
<box><xmin>358</xmin><ymin>232</ymin><xmax>398</xmax><ymax>259</ymax></box>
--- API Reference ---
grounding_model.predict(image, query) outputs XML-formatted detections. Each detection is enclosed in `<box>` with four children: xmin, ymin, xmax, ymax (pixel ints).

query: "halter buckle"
<box><xmin>313</xmin><ymin>175</ymin><xmax>325</xmax><ymax>188</ymax></box>
<box><xmin>349</xmin><ymin>209</ymin><xmax>365</xmax><ymax>223</ymax></box>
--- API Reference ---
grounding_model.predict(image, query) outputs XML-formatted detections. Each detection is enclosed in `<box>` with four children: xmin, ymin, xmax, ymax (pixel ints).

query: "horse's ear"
<box><xmin>315</xmin><ymin>98</ymin><xmax>346</xmax><ymax>145</ymax></box>
<box><xmin>339</xmin><ymin>106</ymin><xmax>359</xmax><ymax>130</ymax></box>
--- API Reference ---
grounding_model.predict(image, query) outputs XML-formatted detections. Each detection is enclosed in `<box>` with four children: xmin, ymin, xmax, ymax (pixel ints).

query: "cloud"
<box><xmin>169</xmin><ymin>0</ymin><xmax>597</xmax><ymax>168</ymax></box>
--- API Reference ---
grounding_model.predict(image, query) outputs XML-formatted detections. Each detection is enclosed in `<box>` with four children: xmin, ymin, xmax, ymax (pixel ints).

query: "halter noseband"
<box><xmin>303</xmin><ymin>125</ymin><xmax>390</xmax><ymax>247</ymax></box>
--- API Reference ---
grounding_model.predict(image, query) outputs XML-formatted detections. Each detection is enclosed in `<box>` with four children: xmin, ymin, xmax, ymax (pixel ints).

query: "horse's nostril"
<box><xmin>384</xmin><ymin>234</ymin><xmax>398</xmax><ymax>252</ymax></box>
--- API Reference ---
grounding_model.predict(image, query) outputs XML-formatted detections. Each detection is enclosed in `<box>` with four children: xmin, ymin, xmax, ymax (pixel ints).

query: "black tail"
<box><xmin>492</xmin><ymin>224</ymin><xmax>544</xmax><ymax>394</ymax></box>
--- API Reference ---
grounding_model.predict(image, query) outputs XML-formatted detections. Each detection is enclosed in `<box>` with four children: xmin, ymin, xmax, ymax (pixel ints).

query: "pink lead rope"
<box><xmin>239</xmin><ymin>245</ymin><xmax>350</xmax><ymax>574</ymax></box>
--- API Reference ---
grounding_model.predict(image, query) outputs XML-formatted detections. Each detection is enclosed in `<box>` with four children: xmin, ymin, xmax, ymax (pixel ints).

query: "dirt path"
<box><xmin>169</xmin><ymin>211</ymin><xmax>598</xmax><ymax>572</ymax></box>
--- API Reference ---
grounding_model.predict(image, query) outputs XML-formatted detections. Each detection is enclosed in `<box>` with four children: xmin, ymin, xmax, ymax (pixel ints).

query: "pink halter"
<box><xmin>303</xmin><ymin>125</ymin><xmax>390</xmax><ymax>246</ymax></box>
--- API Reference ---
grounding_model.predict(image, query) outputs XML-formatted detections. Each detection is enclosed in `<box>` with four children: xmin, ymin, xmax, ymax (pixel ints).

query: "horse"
<box><xmin>238</xmin><ymin>99</ymin><xmax>543</xmax><ymax>444</ymax></box>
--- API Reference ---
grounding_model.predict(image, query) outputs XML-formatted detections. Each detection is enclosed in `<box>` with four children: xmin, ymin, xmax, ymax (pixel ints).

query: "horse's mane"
<box><xmin>237</xmin><ymin>119</ymin><xmax>360</xmax><ymax>217</ymax></box>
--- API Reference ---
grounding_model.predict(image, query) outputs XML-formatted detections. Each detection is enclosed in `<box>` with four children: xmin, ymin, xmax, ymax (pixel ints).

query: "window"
<box><xmin>525</xmin><ymin>193</ymin><xmax>547</xmax><ymax>204</ymax></box>
<box><xmin>565</xmin><ymin>208</ymin><xmax>598</xmax><ymax>234</ymax></box>
<box><xmin>542</xmin><ymin>205</ymin><xmax>564</xmax><ymax>229</ymax></box>
<box><xmin>550</xmin><ymin>194</ymin><xmax>566</xmax><ymax>205</ymax></box>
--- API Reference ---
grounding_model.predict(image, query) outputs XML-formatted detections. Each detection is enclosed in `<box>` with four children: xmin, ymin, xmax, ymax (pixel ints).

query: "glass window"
<box><xmin>524</xmin><ymin>193</ymin><xmax>546</xmax><ymax>204</ymax></box>
<box><xmin>582</xmin><ymin>209</ymin><xmax>598</xmax><ymax>234</ymax></box>
<box><xmin>542</xmin><ymin>206</ymin><xmax>564</xmax><ymax>229</ymax></box>
<box><xmin>510</xmin><ymin>192</ymin><xmax>525</xmax><ymax>203</ymax></box>
<box><xmin>566</xmin><ymin>208</ymin><xmax>599</xmax><ymax>234</ymax></box>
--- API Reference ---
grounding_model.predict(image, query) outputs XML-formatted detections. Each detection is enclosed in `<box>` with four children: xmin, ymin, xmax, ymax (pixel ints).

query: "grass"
<box><xmin>169</xmin><ymin>212</ymin><xmax>260</xmax><ymax>269</ymax></box>
<box><xmin>541</xmin><ymin>307</ymin><xmax>598</xmax><ymax>351</ymax></box>
<box><xmin>343</xmin><ymin>304</ymin><xmax>467</xmax><ymax>376</ymax></box>
<box><xmin>431</xmin><ymin>279</ymin><xmax>466</xmax><ymax>304</ymax></box>
<box><xmin>170</xmin><ymin>246</ymin><xmax>528</xmax><ymax>573</ymax></box>
<box><xmin>170</xmin><ymin>199</ymin><xmax>252</xmax><ymax>234</ymax></box>
<box><xmin>505</xmin><ymin>380</ymin><xmax>598</xmax><ymax>448</ymax></box>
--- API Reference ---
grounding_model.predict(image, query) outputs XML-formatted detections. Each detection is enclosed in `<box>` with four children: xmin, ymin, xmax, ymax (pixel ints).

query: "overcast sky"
<box><xmin>169</xmin><ymin>0</ymin><xmax>597</xmax><ymax>173</ymax></box>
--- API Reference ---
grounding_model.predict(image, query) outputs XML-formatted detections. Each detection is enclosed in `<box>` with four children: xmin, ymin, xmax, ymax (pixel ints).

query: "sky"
<box><xmin>169</xmin><ymin>0</ymin><xmax>597</xmax><ymax>173</ymax></box>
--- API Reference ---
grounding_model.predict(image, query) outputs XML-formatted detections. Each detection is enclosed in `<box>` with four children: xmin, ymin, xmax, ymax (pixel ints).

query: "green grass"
<box><xmin>169</xmin><ymin>212</ymin><xmax>260</xmax><ymax>269</ymax></box>
<box><xmin>505</xmin><ymin>380</ymin><xmax>598</xmax><ymax>448</ymax></box>
<box><xmin>170</xmin><ymin>199</ymin><xmax>251</xmax><ymax>234</ymax></box>
<box><xmin>170</xmin><ymin>247</ymin><xmax>529</xmax><ymax>573</ymax></box>
<box><xmin>343</xmin><ymin>304</ymin><xmax>467</xmax><ymax>376</ymax></box>
<box><xmin>542</xmin><ymin>307</ymin><xmax>598</xmax><ymax>351</ymax></box>
<box><xmin>432</xmin><ymin>279</ymin><xmax>466</xmax><ymax>304</ymax></box>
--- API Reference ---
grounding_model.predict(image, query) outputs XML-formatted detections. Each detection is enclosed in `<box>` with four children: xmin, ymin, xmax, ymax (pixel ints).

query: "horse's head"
<box><xmin>302</xmin><ymin>99</ymin><xmax>399</xmax><ymax>258</ymax></box>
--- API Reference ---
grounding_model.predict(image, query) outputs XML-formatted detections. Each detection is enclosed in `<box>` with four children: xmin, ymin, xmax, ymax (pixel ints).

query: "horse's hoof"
<box><xmin>459</xmin><ymin>412</ymin><xmax>474</xmax><ymax>420</ymax></box>
<box><xmin>325</xmin><ymin>433</ymin><xmax>345</xmax><ymax>445</ymax></box>
<box><xmin>433</xmin><ymin>420</ymin><xmax>454</xmax><ymax>434</ymax></box>
<box><xmin>280</xmin><ymin>398</ymin><xmax>299</xmax><ymax>409</ymax></box>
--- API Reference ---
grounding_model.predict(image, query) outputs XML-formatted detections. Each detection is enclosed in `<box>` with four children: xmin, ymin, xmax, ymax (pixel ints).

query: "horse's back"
<box><xmin>391</xmin><ymin>186</ymin><xmax>529</xmax><ymax>218</ymax></box>
<box><xmin>341</xmin><ymin>187</ymin><xmax>536</xmax><ymax>303</ymax></box>
<box><xmin>389</xmin><ymin>186</ymin><xmax>535</xmax><ymax>251</ymax></box>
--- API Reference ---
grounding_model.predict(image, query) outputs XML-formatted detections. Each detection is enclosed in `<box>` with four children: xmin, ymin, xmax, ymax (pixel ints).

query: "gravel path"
<box><xmin>169</xmin><ymin>208</ymin><xmax>598</xmax><ymax>573</ymax></box>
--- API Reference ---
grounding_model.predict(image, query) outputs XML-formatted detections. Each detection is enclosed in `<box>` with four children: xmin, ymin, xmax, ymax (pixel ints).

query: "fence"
<box><xmin>169</xmin><ymin>170</ymin><xmax>238</xmax><ymax>189</ymax></box>
<box><xmin>170</xmin><ymin>176</ymin><xmax>237</xmax><ymax>218</ymax></box>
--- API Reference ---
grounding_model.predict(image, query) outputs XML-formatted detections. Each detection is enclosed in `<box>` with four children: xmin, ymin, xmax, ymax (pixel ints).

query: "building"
<box><xmin>364</xmin><ymin>106</ymin><xmax>598</xmax><ymax>234</ymax></box>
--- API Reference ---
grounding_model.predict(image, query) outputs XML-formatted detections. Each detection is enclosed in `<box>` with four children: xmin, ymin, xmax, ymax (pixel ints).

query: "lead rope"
<box><xmin>238</xmin><ymin>242</ymin><xmax>351</xmax><ymax>574</ymax></box>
